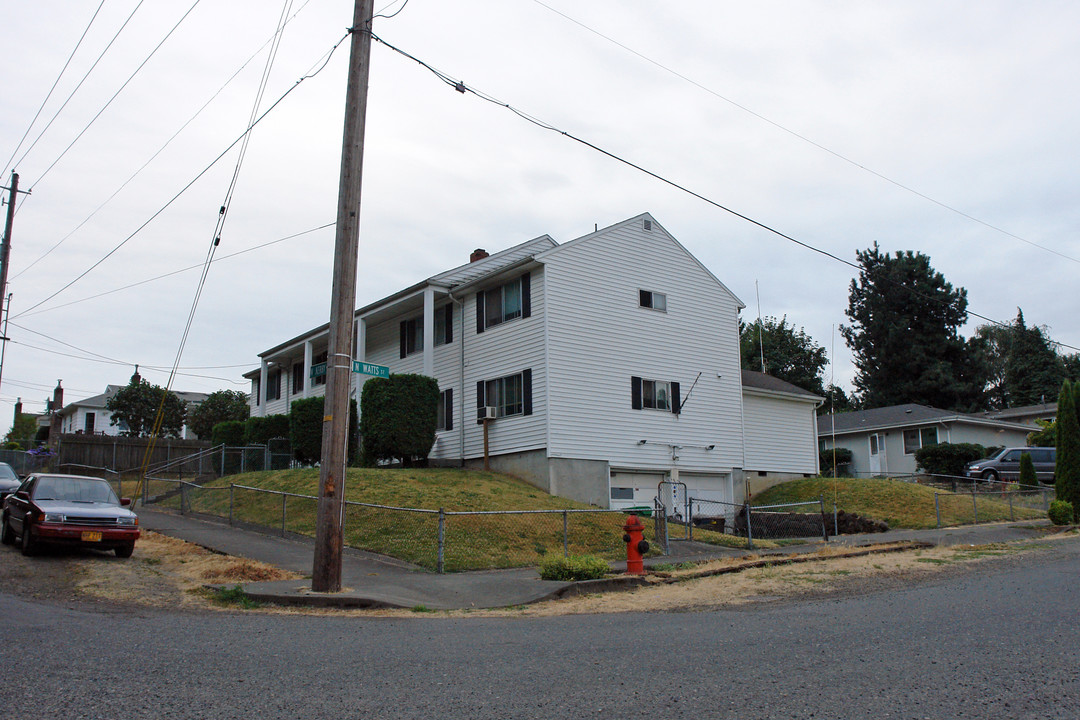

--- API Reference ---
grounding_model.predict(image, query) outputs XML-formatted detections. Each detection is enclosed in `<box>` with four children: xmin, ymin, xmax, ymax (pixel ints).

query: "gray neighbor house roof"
<box><xmin>58</xmin><ymin>386</ymin><xmax>210</xmax><ymax>418</ymax></box>
<box><xmin>741</xmin><ymin>370</ymin><xmax>822</xmax><ymax>401</ymax></box>
<box><xmin>817</xmin><ymin>403</ymin><xmax>1037</xmax><ymax>436</ymax></box>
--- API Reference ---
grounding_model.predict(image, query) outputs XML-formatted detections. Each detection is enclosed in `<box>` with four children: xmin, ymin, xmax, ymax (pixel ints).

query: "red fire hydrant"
<box><xmin>622</xmin><ymin>514</ymin><xmax>650</xmax><ymax>575</ymax></box>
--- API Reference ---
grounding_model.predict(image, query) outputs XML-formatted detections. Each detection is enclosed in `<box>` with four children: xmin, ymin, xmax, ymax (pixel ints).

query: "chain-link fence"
<box><xmin>683</xmin><ymin>497</ymin><xmax>827</xmax><ymax>550</ymax></box>
<box><xmin>144</xmin><ymin>480</ymin><xmax>660</xmax><ymax>573</ymax></box>
<box><xmin>931</xmin><ymin>482</ymin><xmax>1053</xmax><ymax>528</ymax></box>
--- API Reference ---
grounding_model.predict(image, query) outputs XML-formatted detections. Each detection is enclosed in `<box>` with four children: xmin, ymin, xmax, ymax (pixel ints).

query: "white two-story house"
<box><xmin>245</xmin><ymin>213</ymin><xmax>820</xmax><ymax>508</ymax></box>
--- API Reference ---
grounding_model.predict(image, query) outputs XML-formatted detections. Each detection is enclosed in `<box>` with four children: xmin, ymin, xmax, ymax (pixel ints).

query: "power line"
<box><xmin>1</xmin><ymin>0</ymin><xmax>107</xmax><ymax>179</ymax></box>
<box><xmin>27</xmin><ymin>1</ymin><xmax>204</xmax><ymax>190</ymax></box>
<box><xmin>529</xmin><ymin>0</ymin><xmax>1080</xmax><ymax>267</ymax></box>
<box><xmin>17</xmin><ymin>223</ymin><xmax>334</xmax><ymax>318</ymax></box>
<box><xmin>372</xmin><ymin>33</ymin><xmax>1080</xmax><ymax>355</ymax></box>
<box><xmin>12</xmin><ymin>0</ymin><xmax>319</xmax><ymax>281</ymax></box>
<box><xmin>10</xmin><ymin>0</ymin><xmax>148</xmax><ymax>176</ymax></box>
<box><xmin>11</xmin><ymin>32</ymin><xmax>349</xmax><ymax>321</ymax></box>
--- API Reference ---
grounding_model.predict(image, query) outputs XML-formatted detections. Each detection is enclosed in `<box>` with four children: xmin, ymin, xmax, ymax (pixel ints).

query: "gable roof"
<box><xmin>535</xmin><ymin>213</ymin><xmax>745</xmax><ymax>309</ymax></box>
<box><xmin>741</xmin><ymin>370</ymin><xmax>822</xmax><ymax>401</ymax></box>
<box><xmin>58</xmin><ymin>385</ymin><xmax>209</xmax><ymax>417</ymax></box>
<box><xmin>817</xmin><ymin>403</ymin><xmax>1037</xmax><ymax>435</ymax></box>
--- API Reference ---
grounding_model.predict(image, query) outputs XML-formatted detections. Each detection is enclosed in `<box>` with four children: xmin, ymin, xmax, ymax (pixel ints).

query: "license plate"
<box><xmin>81</xmin><ymin>531</ymin><xmax>103</xmax><ymax>542</ymax></box>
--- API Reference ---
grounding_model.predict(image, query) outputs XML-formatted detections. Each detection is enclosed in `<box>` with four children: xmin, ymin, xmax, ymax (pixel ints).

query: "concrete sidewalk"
<box><xmin>139</xmin><ymin>507</ymin><xmax>1053</xmax><ymax>610</ymax></box>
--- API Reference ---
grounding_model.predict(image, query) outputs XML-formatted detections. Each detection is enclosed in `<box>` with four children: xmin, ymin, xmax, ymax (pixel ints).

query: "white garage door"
<box><xmin>680</xmin><ymin>472</ymin><xmax>734</xmax><ymax>505</ymax></box>
<box><xmin>608</xmin><ymin>471</ymin><xmax>665</xmax><ymax>510</ymax></box>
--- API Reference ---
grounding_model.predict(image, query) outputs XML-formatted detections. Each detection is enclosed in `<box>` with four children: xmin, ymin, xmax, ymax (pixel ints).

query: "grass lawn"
<box><xmin>752</xmin><ymin>477</ymin><xmax>1046</xmax><ymax>529</ymax></box>
<box><xmin>155</xmin><ymin>468</ymin><xmax>761</xmax><ymax>571</ymax></box>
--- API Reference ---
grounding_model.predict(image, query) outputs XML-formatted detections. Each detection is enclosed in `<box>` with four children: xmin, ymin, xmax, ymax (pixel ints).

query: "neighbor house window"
<box><xmin>312</xmin><ymin>351</ymin><xmax>328</xmax><ymax>386</ymax></box>
<box><xmin>630</xmin><ymin>376</ymin><xmax>681</xmax><ymax>414</ymax></box>
<box><xmin>903</xmin><ymin>427</ymin><xmax>938</xmax><ymax>454</ymax></box>
<box><xmin>476</xmin><ymin>369</ymin><xmax>533</xmax><ymax>423</ymax></box>
<box><xmin>292</xmin><ymin>363</ymin><xmax>304</xmax><ymax>395</ymax></box>
<box><xmin>437</xmin><ymin>388</ymin><xmax>454</xmax><ymax>431</ymax></box>
<box><xmin>85</xmin><ymin>412</ymin><xmax>96</xmax><ymax>434</ymax></box>
<box><xmin>639</xmin><ymin>290</ymin><xmax>666</xmax><ymax>312</ymax></box>
<box><xmin>476</xmin><ymin>273</ymin><xmax>531</xmax><ymax>333</ymax></box>
<box><xmin>266</xmin><ymin>368</ymin><xmax>281</xmax><ymax>402</ymax></box>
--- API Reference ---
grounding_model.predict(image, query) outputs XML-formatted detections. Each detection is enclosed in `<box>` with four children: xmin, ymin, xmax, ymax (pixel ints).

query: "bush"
<box><xmin>1048</xmin><ymin>500</ymin><xmax>1074</xmax><ymax>526</ymax></box>
<box><xmin>819</xmin><ymin>447</ymin><xmax>853</xmax><ymax>476</ymax></box>
<box><xmin>360</xmin><ymin>374</ymin><xmax>439</xmax><ymax>467</ymax></box>
<box><xmin>538</xmin><ymin>554</ymin><xmax>610</xmax><ymax>581</ymax></box>
<box><xmin>243</xmin><ymin>414</ymin><xmax>290</xmax><ymax>446</ymax></box>
<box><xmin>289</xmin><ymin>396</ymin><xmax>358</xmax><ymax>466</ymax></box>
<box><xmin>1019</xmin><ymin>452</ymin><xmax>1038</xmax><ymax>487</ymax></box>
<box><xmin>211</xmin><ymin>420</ymin><xmax>245</xmax><ymax>447</ymax></box>
<box><xmin>914</xmin><ymin>442</ymin><xmax>989</xmax><ymax>478</ymax></box>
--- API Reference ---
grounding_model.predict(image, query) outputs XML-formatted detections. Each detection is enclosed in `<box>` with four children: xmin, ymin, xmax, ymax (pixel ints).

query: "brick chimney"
<box><xmin>469</xmin><ymin>248</ymin><xmax>489</xmax><ymax>263</ymax></box>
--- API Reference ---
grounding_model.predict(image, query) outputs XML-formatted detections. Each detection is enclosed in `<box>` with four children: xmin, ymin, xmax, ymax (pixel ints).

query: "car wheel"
<box><xmin>982</xmin><ymin>470</ymin><xmax>999</xmax><ymax>483</ymax></box>
<box><xmin>0</xmin><ymin>514</ymin><xmax>13</xmax><ymax>545</ymax></box>
<box><xmin>20</xmin><ymin>520</ymin><xmax>36</xmax><ymax>556</ymax></box>
<box><xmin>114</xmin><ymin>543</ymin><xmax>135</xmax><ymax>559</ymax></box>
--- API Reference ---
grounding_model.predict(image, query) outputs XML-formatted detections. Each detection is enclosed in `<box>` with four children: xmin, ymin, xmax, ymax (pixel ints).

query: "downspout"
<box><xmin>448</xmin><ymin>287</ymin><xmax>466</xmax><ymax>467</ymax></box>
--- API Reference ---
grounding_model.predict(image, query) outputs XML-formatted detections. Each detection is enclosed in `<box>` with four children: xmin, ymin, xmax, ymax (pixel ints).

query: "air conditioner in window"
<box><xmin>482</xmin><ymin>406</ymin><xmax>498</xmax><ymax>420</ymax></box>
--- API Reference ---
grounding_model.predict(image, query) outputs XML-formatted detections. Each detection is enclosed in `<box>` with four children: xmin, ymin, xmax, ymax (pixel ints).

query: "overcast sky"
<box><xmin>1</xmin><ymin>0</ymin><xmax>1078</xmax><ymax>435</ymax></box>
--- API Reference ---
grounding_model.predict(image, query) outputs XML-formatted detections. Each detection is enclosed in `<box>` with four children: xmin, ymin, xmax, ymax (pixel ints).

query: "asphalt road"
<box><xmin>2</xmin><ymin>541</ymin><xmax>1078</xmax><ymax>720</ymax></box>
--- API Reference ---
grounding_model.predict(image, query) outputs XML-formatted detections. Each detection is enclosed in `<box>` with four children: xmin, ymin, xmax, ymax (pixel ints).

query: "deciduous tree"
<box><xmin>739</xmin><ymin>316</ymin><xmax>827</xmax><ymax>396</ymax></box>
<box><xmin>105</xmin><ymin>377</ymin><xmax>186</xmax><ymax>437</ymax></box>
<box><xmin>187</xmin><ymin>389</ymin><xmax>250</xmax><ymax>440</ymax></box>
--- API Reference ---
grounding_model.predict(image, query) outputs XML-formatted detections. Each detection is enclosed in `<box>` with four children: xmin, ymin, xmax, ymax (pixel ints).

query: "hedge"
<box><xmin>289</xmin><ymin>396</ymin><xmax>359</xmax><ymax>466</ymax></box>
<box><xmin>360</xmin><ymin>374</ymin><xmax>439</xmax><ymax>467</ymax></box>
<box><xmin>914</xmin><ymin>442</ymin><xmax>990</xmax><ymax>478</ymax></box>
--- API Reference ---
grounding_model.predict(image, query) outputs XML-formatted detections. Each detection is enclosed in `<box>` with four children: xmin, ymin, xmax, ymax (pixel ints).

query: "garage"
<box><xmin>608</xmin><ymin>470</ymin><xmax>665</xmax><ymax>511</ymax></box>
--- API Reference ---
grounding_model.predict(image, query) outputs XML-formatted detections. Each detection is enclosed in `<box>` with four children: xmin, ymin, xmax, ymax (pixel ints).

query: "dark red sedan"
<box><xmin>1</xmin><ymin>473</ymin><xmax>140</xmax><ymax>558</ymax></box>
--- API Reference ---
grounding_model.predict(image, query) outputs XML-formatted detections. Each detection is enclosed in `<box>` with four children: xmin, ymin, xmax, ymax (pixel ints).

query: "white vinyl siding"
<box><xmin>742</xmin><ymin>392</ymin><xmax>819</xmax><ymax>475</ymax></box>
<box><xmin>541</xmin><ymin>216</ymin><xmax>744</xmax><ymax>474</ymax></box>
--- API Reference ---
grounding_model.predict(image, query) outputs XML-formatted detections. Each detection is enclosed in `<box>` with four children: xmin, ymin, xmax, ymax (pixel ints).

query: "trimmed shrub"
<box><xmin>289</xmin><ymin>397</ymin><xmax>358</xmax><ymax>466</ymax></box>
<box><xmin>914</xmin><ymin>442</ymin><xmax>989</xmax><ymax>478</ymax></box>
<box><xmin>1048</xmin><ymin>500</ymin><xmax>1074</xmax><ymax>526</ymax></box>
<box><xmin>1019</xmin><ymin>452</ymin><xmax>1038</xmax><ymax>487</ymax></box>
<box><xmin>1056</xmin><ymin>380</ymin><xmax>1080</xmax><ymax>521</ymax></box>
<box><xmin>211</xmin><ymin>420</ymin><xmax>245</xmax><ymax>447</ymax></box>
<box><xmin>243</xmin><ymin>414</ymin><xmax>290</xmax><ymax>446</ymax></box>
<box><xmin>360</xmin><ymin>374</ymin><xmax>440</xmax><ymax>467</ymax></box>
<box><xmin>538</xmin><ymin>554</ymin><xmax>610</xmax><ymax>581</ymax></box>
<box><xmin>819</xmin><ymin>447</ymin><xmax>853</xmax><ymax>476</ymax></box>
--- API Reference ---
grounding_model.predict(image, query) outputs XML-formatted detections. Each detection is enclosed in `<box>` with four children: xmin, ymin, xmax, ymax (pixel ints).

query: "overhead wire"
<box><xmin>371</xmin><ymin>33</ymin><xmax>1080</xmax><ymax>354</ymax></box>
<box><xmin>12</xmin><ymin>0</ymin><xmax>320</xmax><ymax>281</ymax></box>
<box><xmin>16</xmin><ymin>223</ymin><xmax>334</xmax><ymax>318</ymax></box>
<box><xmin>529</xmin><ymin>0</ymin><xmax>1080</xmax><ymax>268</ymax></box>
<box><xmin>26</xmin><ymin>0</ymin><xmax>204</xmax><ymax>192</ymax></box>
<box><xmin>1</xmin><ymin>0</ymin><xmax>108</xmax><ymax>179</ymax></box>
<box><xmin>9</xmin><ymin>0</ymin><xmax>148</xmax><ymax>179</ymax></box>
<box><xmin>11</xmin><ymin>31</ymin><xmax>350</xmax><ymax>322</ymax></box>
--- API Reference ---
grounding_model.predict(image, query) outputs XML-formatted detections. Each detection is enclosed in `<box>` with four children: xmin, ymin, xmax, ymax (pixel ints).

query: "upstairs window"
<box><xmin>253</xmin><ymin>377</ymin><xmax>261</xmax><ymax>406</ymax></box>
<box><xmin>266</xmin><ymin>368</ymin><xmax>281</xmax><ymax>402</ymax></box>
<box><xmin>400</xmin><ymin>305</ymin><xmax>453</xmax><ymax>358</ymax></box>
<box><xmin>292</xmin><ymin>363</ymin><xmax>304</xmax><ymax>395</ymax></box>
<box><xmin>639</xmin><ymin>290</ymin><xmax>666</xmax><ymax>312</ymax></box>
<box><xmin>434</xmin><ymin>305</ymin><xmax>453</xmax><ymax>347</ymax></box>
<box><xmin>476</xmin><ymin>273</ymin><xmax>531</xmax><ymax>333</ymax></box>
<box><xmin>631</xmin><ymin>376</ymin><xmax>681</xmax><ymax>414</ymax></box>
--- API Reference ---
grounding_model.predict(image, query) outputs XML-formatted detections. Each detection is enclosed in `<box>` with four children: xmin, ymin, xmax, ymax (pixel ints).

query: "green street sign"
<box><xmin>353</xmin><ymin>361</ymin><xmax>390</xmax><ymax>379</ymax></box>
<box><xmin>309</xmin><ymin>362</ymin><xmax>327</xmax><ymax>379</ymax></box>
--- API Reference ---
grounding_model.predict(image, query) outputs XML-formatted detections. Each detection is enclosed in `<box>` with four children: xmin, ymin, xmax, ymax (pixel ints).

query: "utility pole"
<box><xmin>312</xmin><ymin>0</ymin><xmax>375</xmax><ymax>593</ymax></box>
<box><xmin>0</xmin><ymin>172</ymin><xmax>19</xmax><ymax>321</ymax></box>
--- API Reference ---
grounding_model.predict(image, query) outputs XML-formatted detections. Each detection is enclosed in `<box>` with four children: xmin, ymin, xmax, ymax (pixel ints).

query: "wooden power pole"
<box><xmin>0</xmin><ymin>172</ymin><xmax>19</xmax><ymax>323</ymax></box>
<box><xmin>312</xmin><ymin>0</ymin><xmax>376</xmax><ymax>593</ymax></box>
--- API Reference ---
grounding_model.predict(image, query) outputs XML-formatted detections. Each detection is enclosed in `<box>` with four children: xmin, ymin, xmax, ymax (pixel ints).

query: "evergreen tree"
<box><xmin>1054</xmin><ymin>380</ymin><xmax>1080</xmax><ymax>520</ymax></box>
<box><xmin>1002</xmin><ymin>310</ymin><xmax>1064</xmax><ymax>407</ymax></box>
<box><xmin>841</xmin><ymin>244</ymin><xmax>985</xmax><ymax>410</ymax></box>
<box><xmin>739</xmin><ymin>315</ymin><xmax>828</xmax><ymax>396</ymax></box>
<box><xmin>1019</xmin><ymin>452</ymin><xmax>1037</xmax><ymax>487</ymax></box>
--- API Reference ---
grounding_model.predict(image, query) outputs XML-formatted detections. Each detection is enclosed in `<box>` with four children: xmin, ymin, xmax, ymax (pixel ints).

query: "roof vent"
<box><xmin>470</xmin><ymin>248</ymin><xmax>489</xmax><ymax>263</ymax></box>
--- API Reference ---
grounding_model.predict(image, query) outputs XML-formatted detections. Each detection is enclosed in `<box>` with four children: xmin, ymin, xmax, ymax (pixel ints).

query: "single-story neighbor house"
<box><xmin>977</xmin><ymin>402</ymin><xmax>1057</xmax><ymax>426</ymax></box>
<box><xmin>817</xmin><ymin>404</ymin><xmax>1038</xmax><ymax>477</ymax></box>
<box><xmin>58</xmin><ymin>383</ymin><xmax>209</xmax><ymax>440</ymax></box>
<box><xmin>245</xmin><ymin>213</ymin><xmax>821</xmax><ymax>508</ymax></box>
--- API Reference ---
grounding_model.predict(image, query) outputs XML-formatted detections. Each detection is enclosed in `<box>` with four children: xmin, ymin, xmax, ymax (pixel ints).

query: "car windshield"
<box><xmin>0</xmin><ymin>463</ymin><xmax>17</xmax><ymax>481</ymax></box>
<box><xmin>32</xmin><ymin>477</ymin><xmax>119</xmax><ymax>505</ymax></box>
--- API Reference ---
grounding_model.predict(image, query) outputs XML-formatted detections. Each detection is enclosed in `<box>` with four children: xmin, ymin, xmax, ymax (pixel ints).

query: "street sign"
<box><xmin>353</xmin><ymin>361</ymin><xmax>390</xmax><ymax>378</ymax></box>
<box><xmin>309</xmin><ymin>362</ymin><xmax>327</xmax><ymax>379</ymax></box>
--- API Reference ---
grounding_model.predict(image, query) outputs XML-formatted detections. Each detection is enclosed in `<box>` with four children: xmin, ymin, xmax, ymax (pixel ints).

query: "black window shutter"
<box><xmin>399</xmin><ymin>320</ymin><xmax>408</xmax><ymax>359</ymax></box>
<box><xmin>476</xmin><ymin>380</ymin><xmax>486</xmax><ymax>424</ymax></box>
<box><xmin>671</xmin><ymin>382</ymin><xmax>681</xmax><ymax>414</ymax></box>
<box><xmin>445</xmin><ymin>388</ymin><xmax>453</xmax><ymax>431</ymax></box>
<box><xmin>444</xmin><ymin>306</ymin><xmax>454</xmax><ymax>345</ymax></box>
<box><xmin>631</xmin><ymin>376</ymin><xmax>642</xmax><ymax>410</ymax></box>
<box><xmin>476</xmin><ymin>292</ymin><xmax>486</xmax><ymax>334</ymax></box>
<box><xmin>521</xmin><ymin>272</ymin><xmax>531</xmax><ymax>319</ymax></box>
<box><xmin>522</xmin><ymin>369</ymin><xmax>532</xmax><ymax>416</ymax></box>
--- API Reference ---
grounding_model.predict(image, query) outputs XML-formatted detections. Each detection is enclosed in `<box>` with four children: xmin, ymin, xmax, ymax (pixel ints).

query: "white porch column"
<box><xmin>354</xmin><ymin>317</ymin><xmax>366</xmax><ymax>402</ymax></box>
<box><xmin>422</xmin><ymin>287</ymin><xmax>435</xmax><ymax>377</ymax></box>
<box><xmin>259</xmin><ymin>359</ymin><xmax>268</xmax><ymax>417</ymax></box>
<box><xmin>303</xmin><ymin>341</ymin><xmax>313</xmax><ymax>398</ymax></box>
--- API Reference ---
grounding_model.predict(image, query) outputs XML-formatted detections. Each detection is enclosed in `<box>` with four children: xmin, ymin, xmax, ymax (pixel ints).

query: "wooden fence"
<box><xmin>55</xmin><ymin>434</ymin><xmax>213</xmax><ymax>477</ymax></box>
